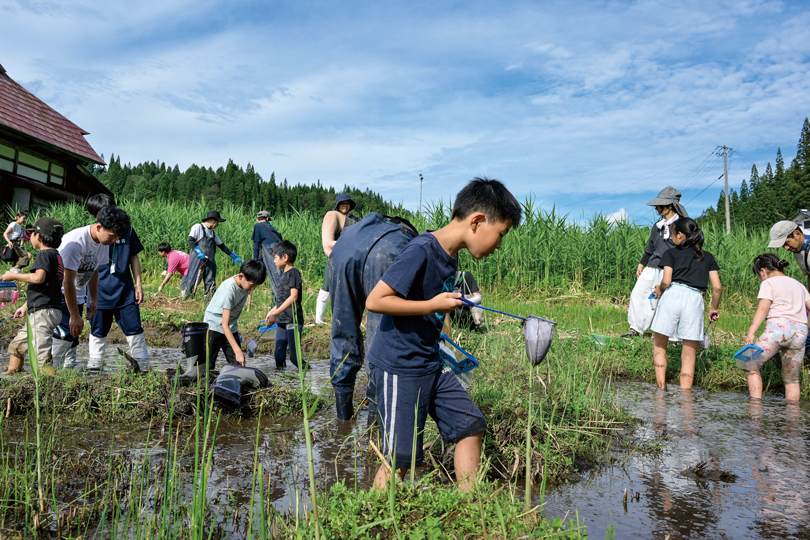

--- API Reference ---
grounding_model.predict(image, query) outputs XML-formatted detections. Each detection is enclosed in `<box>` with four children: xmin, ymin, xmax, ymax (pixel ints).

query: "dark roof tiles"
<box><xmin>0</xmin><ymin>70</ymin><xmax>103</xmax><ymax>164</ymax></box>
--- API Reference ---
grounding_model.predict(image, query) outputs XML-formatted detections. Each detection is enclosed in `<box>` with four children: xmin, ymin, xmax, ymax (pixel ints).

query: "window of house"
<box><xmin>50</xmin><ymin>164</ymin><xmax>64</xmax><ymax>185</ymax></box>
<box><xmin>0</xmin><ymin>144</ymin><xmax>14</xmax><ymax>172</ymax></box>
<box><xmin>804</xmin><ymin>220</ymin><xmax>810</xmax><ymax>230</ymax></box>
<box><xmin>0</xmin><ymin>143</ymin><xmax>67</xmax><ymax>185</ymax></box>
<box><xmin>18</xmin><ymin>151</ymin><xmax>49</xmax><ymax>183</ymax></box>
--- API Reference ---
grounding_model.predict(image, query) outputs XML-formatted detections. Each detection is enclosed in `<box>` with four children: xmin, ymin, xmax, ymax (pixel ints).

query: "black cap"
<box><xmin>25</xmin><ymin>217</ymin><xmax>64</xmax><ymax>237</ymax></box>
<box><xmin>203</xmin><ymin>211</ymin><xmax>226</xmax><ymax>223</ymax></box>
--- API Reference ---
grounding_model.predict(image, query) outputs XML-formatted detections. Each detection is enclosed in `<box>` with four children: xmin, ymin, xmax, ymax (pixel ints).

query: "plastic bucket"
<box><xmin>648</xmin><ymin>293</ymin><xmax>658</xmax><ymax>310</ymax></box>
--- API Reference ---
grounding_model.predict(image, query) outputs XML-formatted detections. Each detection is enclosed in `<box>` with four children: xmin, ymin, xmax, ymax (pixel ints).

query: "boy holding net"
<box><xmin>365</xmin><ymin>177</ymin><xmax>522</xmax><ymax>491</ymax></box>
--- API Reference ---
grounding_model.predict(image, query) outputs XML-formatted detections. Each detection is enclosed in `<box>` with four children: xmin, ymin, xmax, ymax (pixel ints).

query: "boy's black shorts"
<box><xmin>208</xmin><ymin>329</ymin><xmax>242</xmax><ymax>367</ymax></box>
<box><xmin>370</xmin><ymin>364</ymin><xmax>487</xmax><ymax>468</ymax></box>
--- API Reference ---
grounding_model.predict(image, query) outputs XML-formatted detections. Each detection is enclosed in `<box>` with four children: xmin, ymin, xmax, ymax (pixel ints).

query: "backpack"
<box><xmin>454</xmin><ymin>271</ymin><xmax>485</xmax><ymax>326</ymax></box>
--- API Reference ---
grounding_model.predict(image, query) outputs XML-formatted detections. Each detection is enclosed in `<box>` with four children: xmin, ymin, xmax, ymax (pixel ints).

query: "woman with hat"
<box><xmin>184</xmin><ymin>211</ymin><xmax>242</xmax><ymax>297</ymax></box>
<box><xmin>623</xmin><ymin>187</ymin><xmax>688</xmax><ymax>338</ymax></box>
<box><xmin>316</xmin><ymin>193</ymin><xmax>359</xmax><ymax>324</ymax></box>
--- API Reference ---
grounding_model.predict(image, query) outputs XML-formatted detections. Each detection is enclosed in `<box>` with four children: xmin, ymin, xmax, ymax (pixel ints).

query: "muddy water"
<box><xmin>542</xmin><ymin>382</ymin><xmax>810</xmax><ymax>539</ymax></box>
<box><xmin>4</xmin><ymin>345</ymin><xmax>810</xmax><ymax>538</ymax></box>
<box><xmin>1</xmin><ymin>344</ymin><xmax>382</xmax><ymax>520</ymax></box>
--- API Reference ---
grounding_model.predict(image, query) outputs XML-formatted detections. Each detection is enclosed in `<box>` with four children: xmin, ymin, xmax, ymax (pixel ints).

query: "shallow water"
<box><xmin>4</xmin><ymin>345</ymin><xmax>810</xmax><ymax>538</ymax></box>
<box><xmin>542</xmin><ymin>382</ymin><xmax>810</xmax><ymax>539</ymax></box>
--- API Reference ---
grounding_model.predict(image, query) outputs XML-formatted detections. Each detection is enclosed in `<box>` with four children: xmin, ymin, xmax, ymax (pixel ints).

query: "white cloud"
<box><xmin>607</xmin><ymin>208</ymin><xmax>630</xmax><ymax>225</ymax></box>
<box><xmin>1</xmin><ymin>0</ymin><xmax>808</xmax><ymax>218</ymax></box>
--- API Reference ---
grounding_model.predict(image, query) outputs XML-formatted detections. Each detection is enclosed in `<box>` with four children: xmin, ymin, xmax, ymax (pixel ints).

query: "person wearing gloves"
<box><xmin>316</xmin><ymin>193</ymin><xmax>359</xmax><ymax>324</ymax></box>
<box><xmin>622</xmin><ymin>186</ymin><xmax>688</xmax><ymax>338</ymax></box>
<box><xmin>252</xmin><ymin>210</ymin><xmax>284</xmax><ymax>301</ymax></box>
<box><xmin>184</xmin><ymin>211</ymin><xmax>242</xmax><ymax>297</ymax></box>
<box><xmin>85</xmin><ymin>194</ymin><xmax>150</xmax><ymax>373</ymax></box>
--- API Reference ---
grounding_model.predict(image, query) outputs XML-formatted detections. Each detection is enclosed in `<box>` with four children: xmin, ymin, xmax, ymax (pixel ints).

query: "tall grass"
<box><xmin>30</xmin><ymin>198</ymin><xmax>785</xmax><ymax>302</ymax></box>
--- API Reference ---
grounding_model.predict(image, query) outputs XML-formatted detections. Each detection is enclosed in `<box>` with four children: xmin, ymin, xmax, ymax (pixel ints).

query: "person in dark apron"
<box><xmin>252</xmin><ymin>210</ymin><xmax>284</xmax><ymax>302</ymax></box>
<box><xmin>84</xmin><ymin>194</ymin><xmax>150</xmax><ymax>372</ymax></box>
<box><xmin>316</xmin><ymin>193</ymin><xmax>359</xmax><ymax>324</ymax></box>
<box><xmin>184</xmin><ymin>211</ymin><xmax>242</xmax><ymax>297</ymax></box>
<box><xmin>328</xmin><ymin>212</ymin><xmax>417</xmax><ymax>422</ymax></box>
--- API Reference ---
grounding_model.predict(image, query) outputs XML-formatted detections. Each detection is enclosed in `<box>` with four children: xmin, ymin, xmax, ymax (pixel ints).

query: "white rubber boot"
<box><xmin>52</xmin><ymin>339</ymin><xmax>73</xmax><ymax>370</ymax></box>
<box><xmin>126</xmin><ymin>333</ymin><xmax>150</xmax><ymax>372</ymax></box>
<box><xmin>315</xmin><ymin>289</ymin><xmax>330</xmax><ymax>324</ymax></box>
<box><xmin>88</xmin><ymin>334</ymin><xmax>107</xmax><ymax>371</ymax></box>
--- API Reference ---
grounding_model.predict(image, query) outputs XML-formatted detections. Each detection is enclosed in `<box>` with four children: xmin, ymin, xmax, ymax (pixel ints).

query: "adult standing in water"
<box><xmin>252</xmin><ymin>210</ymin><xmax>284</xmax><ymax>301</ymax></box>
<box><xmin>622</xmin><ymin>186</ymin><xmax>688</xmax><ymax>338</ymax></box>
<box><xmin>184</xmin><ymin>211</ymin><xmax>242</xmax><ymax>297</ymax></box>
<box><xmin>86</xmin><ymin>194</ymin><xmax>150</xmax><ymax>372</ymax></box>
<box><xmin>328</xmin><ymin>213</ymin><xmax>417</xmax><ymax>422</ymax></box>
<box><xmin>315</xmin><ymin>193</ymin><xmax>359</xmax><ymax>324</ymax></box>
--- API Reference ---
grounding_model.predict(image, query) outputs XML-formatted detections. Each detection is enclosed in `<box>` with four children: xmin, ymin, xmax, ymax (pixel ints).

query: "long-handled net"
<box><xmin>246</xmin><ymin>323</ymin><xmax>278</xmax><ymax>358</ymax></box>
<box><xmin>460</xmin><ymin>298</ymin><xmax>556</xmax><ymax>365</ymax></box>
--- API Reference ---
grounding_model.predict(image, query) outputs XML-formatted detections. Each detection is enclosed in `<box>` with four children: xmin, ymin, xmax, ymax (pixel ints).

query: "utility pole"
<box><xmin>419</xmin><ymin>174</ymin><xmax>423</xmax><ymax>216</ymax></box>
<box><xmin>722</xmin><ymin>146</ymin><xmax>731</xmax><ymax>236</ymax></box>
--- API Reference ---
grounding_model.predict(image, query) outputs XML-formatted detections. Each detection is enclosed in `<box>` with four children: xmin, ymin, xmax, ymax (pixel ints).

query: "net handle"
<box><xmin>460</xmin><ymin>298</ymin><xmax>525</xmax><ymax>321</ymax></box>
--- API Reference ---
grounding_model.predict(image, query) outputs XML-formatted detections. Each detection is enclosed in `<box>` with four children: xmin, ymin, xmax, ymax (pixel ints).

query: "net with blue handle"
<box><xmin>733</xmin><ymin>344</ymin><xmax>764</xmax><ymax>370</ymax></box>
<box><xmin>439</xmin><ymin>333</ymin><xmax>479</xmax><ymax>374</ymax></box>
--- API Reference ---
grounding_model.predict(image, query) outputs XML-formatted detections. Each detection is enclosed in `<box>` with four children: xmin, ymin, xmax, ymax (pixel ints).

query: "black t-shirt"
<box><xmin>660</xmin><ymin>247</ymin><xmax>720</xmax><ymax>291</ymax></box>
<box><xmin>277</xmin><ymin>267</ymin><xmax>304</xmax><ymax>325</ymax></box>
<box><xmin>28</xmin><ymin>249</ymin><xmax>64</xmax><ymax>310</ymax></box>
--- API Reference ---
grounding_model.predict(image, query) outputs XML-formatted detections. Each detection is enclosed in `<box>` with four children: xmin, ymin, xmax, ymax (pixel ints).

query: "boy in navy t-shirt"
<box><xmin>366</xmin><ymin>177</ymin><xmax>522</xmax><ymax>491</ymax></box>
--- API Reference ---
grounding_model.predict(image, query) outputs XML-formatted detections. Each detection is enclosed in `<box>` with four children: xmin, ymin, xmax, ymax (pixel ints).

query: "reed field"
<box><xmin>32</xmin><ymin>197</ymin><xmax>794</xmax><ymax>303</ymax></box>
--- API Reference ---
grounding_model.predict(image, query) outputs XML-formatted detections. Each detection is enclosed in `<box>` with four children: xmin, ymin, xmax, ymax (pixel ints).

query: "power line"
<box><xmin>626</xmin><ymin>151</ymin><xmax>723</xmax><ymax>222</ymax></box>
<box><xmin>560</xmin><ymin>149</ymin><xmax>715</xmax><ymax>209</ymax></box>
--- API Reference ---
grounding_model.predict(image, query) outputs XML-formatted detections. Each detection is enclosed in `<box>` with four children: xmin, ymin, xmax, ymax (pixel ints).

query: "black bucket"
<box><xmin>181</xmin><ymin>322</ymin><xmax>208</xmax><ymax>362</ymax></box>
<box><xmin>179</xmin><ymin>323</ymin><xmax>209</xmax><ymax>382</ymax></box>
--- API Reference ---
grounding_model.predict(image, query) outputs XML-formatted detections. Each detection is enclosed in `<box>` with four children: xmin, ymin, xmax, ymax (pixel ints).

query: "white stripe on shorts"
<box><xmin>388</xmin><ymin>373</ymin><xmax>398</xmax><ymax>456</ymax></box>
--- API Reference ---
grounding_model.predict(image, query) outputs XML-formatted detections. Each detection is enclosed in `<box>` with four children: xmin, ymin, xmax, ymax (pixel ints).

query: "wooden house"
<box><xmin>0</xmin><ymin>62</ymin><xmax>112</xmax><ymax>213</ymax></box>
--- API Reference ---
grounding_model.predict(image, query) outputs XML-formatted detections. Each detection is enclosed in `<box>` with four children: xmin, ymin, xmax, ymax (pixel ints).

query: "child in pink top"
<box><xmin>157</xmin><ymin>243</ymin><xmax>190</xmax><ymax>293</ymax></box>
<box><xmin>744</xmin><ymin>253</ymin><xmax>810</xmax><ymax>401</ymax></box>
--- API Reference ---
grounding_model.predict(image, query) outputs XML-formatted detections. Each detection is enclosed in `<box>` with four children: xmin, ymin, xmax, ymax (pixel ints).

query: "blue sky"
<box><xmin>3</xmin><ymin>0</ymin><xmax>809</xmax><ymax>224</ymax></box>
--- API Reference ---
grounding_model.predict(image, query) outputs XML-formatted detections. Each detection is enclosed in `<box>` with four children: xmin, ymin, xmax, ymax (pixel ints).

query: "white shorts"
<box><xmin>650</xmin><ymin>282</ymin><xmax>705</xmax><ymax>341</ymax></box>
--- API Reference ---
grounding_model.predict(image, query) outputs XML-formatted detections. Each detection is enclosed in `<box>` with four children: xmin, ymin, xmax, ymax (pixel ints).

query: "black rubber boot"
<box><xmin>335</xmin><ymin>390</ymin><xmax>355</xmax><ymax>421</ymax></box>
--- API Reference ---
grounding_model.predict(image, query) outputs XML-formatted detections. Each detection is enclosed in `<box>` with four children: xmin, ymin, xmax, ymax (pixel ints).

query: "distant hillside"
<box><xmin>89</xmin><ymin>155</ymin><xmax>409</xmax><ymax>217</ymax></box>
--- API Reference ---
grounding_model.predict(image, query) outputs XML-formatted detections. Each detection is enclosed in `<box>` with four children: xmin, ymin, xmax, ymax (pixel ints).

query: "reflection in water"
<box><xmin>542</xmin><ymin>383</ymin><xmax>810</xmax><ymax>539</ymax></box>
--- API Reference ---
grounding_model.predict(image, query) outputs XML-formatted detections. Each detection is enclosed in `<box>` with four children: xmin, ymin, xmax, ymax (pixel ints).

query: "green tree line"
<box><xmin>89</xmin><ymin>156</ymin><xmax>410</xmax><ymax>217</ymax></box>
<box><xmin>700</xmin><ymin>117</ymin><xmax>810</xmax><ymax>229</ymax></box>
